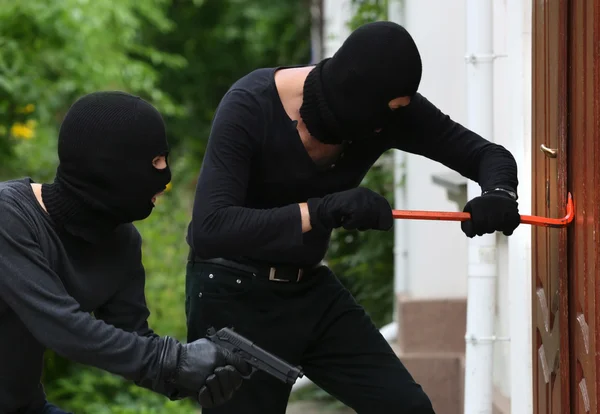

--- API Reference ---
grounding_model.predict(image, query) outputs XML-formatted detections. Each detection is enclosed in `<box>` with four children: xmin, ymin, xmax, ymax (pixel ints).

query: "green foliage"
<box><xmin>139</xmin><ymin>0</ymin><xmax>311</xmax><ymax>160</ymax></box>
<box><xmin>43</xmin><ymin>365</ymin><xmax>197</xmax><ymax>413</ymax></box>
<box><xmin>347</xmin><ymin>0</ymin><xmax>389</xmax><ymax>29</ymax></box>
<box><xmin>0</xmin><ymin>121</ymin><xmax>59</xmax><ymax>180</ymax></box>
<box><xmin>1</xmin><ymin>0</ymin><xmax>310</xmax><ymax>411</ymax></box>
<box><xmin>0</xmin><ymin>0</ymin><xmax>184</xmax><ymax>162</ymax></box>
<box><xmin>0</xmin><ymin>0</ymin><xmax>396</xmax><ymax>411</ymax></box>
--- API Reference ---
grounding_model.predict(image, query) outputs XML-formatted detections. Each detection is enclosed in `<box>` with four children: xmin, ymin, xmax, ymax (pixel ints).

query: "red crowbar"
<box><xmin>392</xmin><ymin>192</ymin><xmax>574</xmax><ymax>228</ymax></box>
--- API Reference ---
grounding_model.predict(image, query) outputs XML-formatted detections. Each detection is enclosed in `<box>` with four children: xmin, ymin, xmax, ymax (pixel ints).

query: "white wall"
<box><xmin>491</xmin><ymin>0</ymin><xmax>512</xmax><ymax>399</ymax></box>
<box><xmin>402</xmin><ymin>0</ymin><xmax>469</xmax><ymax>300</ymax></box>
<box><xmin>505</xmin><ymin>0</ymin><xmax>533</xmax><ymax>410</ymax></box>
<box><xmin>321</xmin><ymin>0</ymin><xmax>353</xmax><ymax>58</ymax></box>
<box><xmin>321</xmin><ymin>1</ymin><xmax>533</xmax><ymax>409</ymax></box>
<box><xmin>400</xmin><ymin>0</ymin><xmax>533</xmax><ymax>408</ymax></box>
<box><xmin>490</xmin><ymin>0</ymin><xmax>534</xmax><ymax>407</ymax></box>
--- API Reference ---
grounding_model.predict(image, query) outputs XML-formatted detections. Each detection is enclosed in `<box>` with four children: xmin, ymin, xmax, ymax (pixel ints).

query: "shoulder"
<box><xmin>0</xmin><ymin>177</ymin><xmax>35</xmax><ymax>201</ymax></box>
<box><xmin>397</xmin><ymin>93</ymin><xmax>443</xmax><ymax>119</ymax></box>
<box><xmin>214</xmin><ymin>68</ymin><xmax>278</xmax><ymax>122</ymax></box>
<box><xmin>230</xmin><ymin>67</ymin><xmax>279</xmax><ymax>99</ymax></box>
<box><xmin>0</xmin><ymin>179</ymin><xmax>43</xmax><ymax>245</ymax></box>
<box><xmin>387</xmin><ymin>93</ymin><xmax>453</xmax><ymax>136</ymax></box>
<box><xmin>0</xmin><ymin>178</ymin><xmax>38</xmax><ymax>222</ymax></box>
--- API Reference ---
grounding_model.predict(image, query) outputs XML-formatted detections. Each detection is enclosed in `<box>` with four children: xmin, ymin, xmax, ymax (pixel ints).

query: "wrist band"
<box><xmin>482</xmin><ymin>187</ymin><xmax>518</xmax><ymax>200</ymax></box>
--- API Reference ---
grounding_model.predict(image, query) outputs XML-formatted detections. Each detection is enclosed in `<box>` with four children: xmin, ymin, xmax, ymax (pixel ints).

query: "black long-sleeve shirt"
<box><xmin>187</xmin><ymin>67</ymin><xmax>518</xmax><ymax>266</ymax></box>
<box><xmin>0</xmin><ymin>178</ymin><xmax>163</xmax><ymax>413</ymax></box>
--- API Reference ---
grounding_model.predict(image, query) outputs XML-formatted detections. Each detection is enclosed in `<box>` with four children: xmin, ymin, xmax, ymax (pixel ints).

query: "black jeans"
<box><xmin>185</xmin><ymin>261</ymin><xmax>435</xmax><ymax>414</ymax></box>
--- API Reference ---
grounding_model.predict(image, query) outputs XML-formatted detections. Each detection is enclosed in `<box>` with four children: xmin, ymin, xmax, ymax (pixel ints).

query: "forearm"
<box><xmin>299</xmin><ymin>202</ymin><xmax>312</xmax><ymax>232</ymax></box>
<box><xmin>393</xmin><ymin>93</ymin><xmax>519</xmax><ymax>194</ymax></box>
<box><xmin>0</xmin><ymin>267</ymin><xmax>161</xmax><ymax>382</ymax></box>
<box><xmin>14</xmin><ymin>289</ymin><xmax>162</xmax><ymax>381</ymax></box>
<box><xmin>191</xmin><ymin>202</ymin><xmax>306</xmax><ymax>257</ymax></box>
<box><xmin>475</xmin><ymin>144</ymin><xmax>518</xmax><ymax>193</ymax></box>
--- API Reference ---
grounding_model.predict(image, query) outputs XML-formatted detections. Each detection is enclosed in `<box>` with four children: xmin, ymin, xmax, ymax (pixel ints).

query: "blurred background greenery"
<box><xmin>0</xmin><ymin>0</ymin><xmax>393</xmax><ymax>412</ymax></box>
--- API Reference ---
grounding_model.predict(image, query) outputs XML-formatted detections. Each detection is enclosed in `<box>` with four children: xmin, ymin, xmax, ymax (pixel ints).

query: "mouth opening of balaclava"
<box><xmin>300</xmin><ymin>20</ymin><xmax>423</xmax><ymax>145</ymax></box>
<box><xmin>41</xmin><ymin>91</ymin><xmax>171</xmax><ymax>243</ymax></box>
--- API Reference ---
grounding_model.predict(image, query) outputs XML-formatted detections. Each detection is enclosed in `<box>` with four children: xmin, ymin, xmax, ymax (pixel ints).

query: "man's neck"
<box><xmin>30</xmin><ymin>183</ymin><xmax>48</xmax><ymax>213</ymax></box>
<box><xmin>274</xmin><ymin>66</ymin><xmax>311</xmax><ymax>123</ymax></box>
<box><xmin>274</xmin><ymin>66</ymin><xmax>343</xmax><ymax>162</ymax></box>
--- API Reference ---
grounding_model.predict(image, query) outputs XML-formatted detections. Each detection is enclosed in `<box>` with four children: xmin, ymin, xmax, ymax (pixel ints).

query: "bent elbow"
<box><xmin>487</xmin><ymin>142</ymin><xmax>515</xmax><ymax>160</ymax></box>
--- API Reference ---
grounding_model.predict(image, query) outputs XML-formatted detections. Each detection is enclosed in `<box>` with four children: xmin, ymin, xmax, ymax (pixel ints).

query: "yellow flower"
<box><xmin>10</xmin><ymin>120</ymin><xmax>36</xmax><ymax>140</ymax></box>
<box><xmin>165</xmin><ymin>182</ymin><xmax>173</xmax><ymax>192</ymax></box>
<box><xmin>16</xmin><ymin>104</ymin><xmax>35</xmax><ymax>114</ymax></box>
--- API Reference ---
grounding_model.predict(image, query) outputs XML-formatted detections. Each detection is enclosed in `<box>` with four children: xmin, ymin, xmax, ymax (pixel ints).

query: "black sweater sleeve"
<box><xmin>0</xmin><ymin>199</ymin><xmax>163</xmax><ymax>382</ymax></box>
<box><xmin>190</xmin><ymin>89</ymin><xmax>303</xmax><ymax>258</ymax></box>
<box><xmin>93</xmin><ymin>229</ymin><xmax>157</xmax><ymax>339</ymax></box>
<box><xmin>391</xmin><ymin>93</ymin><xmax>519</xmax><ymax>194</ymax></box>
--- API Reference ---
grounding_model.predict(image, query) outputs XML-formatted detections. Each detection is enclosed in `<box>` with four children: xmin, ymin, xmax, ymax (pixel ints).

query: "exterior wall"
<box><xmin>491</xmin><ymin>0</ymin><xmax>512</xmax><ymax>400</ymax></box>
<box><xmin>321</xmin><ymin>0</ymin><xmax>353</xmax><ymax>58</ymax></box>
<box><xmin>505</xmin><ymin>0</ymin><xmax>534</xmax><ymax>411</ymax></box>
<box><xmin>400</xmin><ymin>0</ymin><xmax>534</xmax><ymax>409</ymax></box>
<box><xmin>402</xmin><ymin>0</ymin><xmax>468</xmax><ymax>300</ymax></box>
<box><xmin>319</xmin><ymin>0</ymin><xmax>534</xmax><ymax>411</ymax></box>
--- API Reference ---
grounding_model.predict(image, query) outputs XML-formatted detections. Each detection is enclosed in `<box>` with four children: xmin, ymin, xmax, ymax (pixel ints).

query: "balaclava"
<box><xmin>300</xmin><ymin>21</ymin><xmax>422</xmax><ymax>145</ymax></box>
<box><xmin>41</xmin><ymin>91</ymin><xmax>171</xmax><ymax>242</ymax></box>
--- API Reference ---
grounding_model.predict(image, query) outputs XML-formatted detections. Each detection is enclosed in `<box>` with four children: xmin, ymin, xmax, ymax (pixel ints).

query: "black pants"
<box><xmin>185</xmin><ymin>260</ymin><xmax>435</xmax><ymax>414</ymax></box>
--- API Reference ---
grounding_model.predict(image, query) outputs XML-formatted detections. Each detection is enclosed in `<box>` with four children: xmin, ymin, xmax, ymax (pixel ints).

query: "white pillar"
<box><xmin>506</xmin><ymin>0</ymin><xmax>533</xmax><ymax>411</ymax></box>
<box><xmin>322</xmin><ymin>0</ymin><xmax>353</xmax><ymax>58</ymax></box>
<box><xmin>463</xmin><ymin>1</ymin><xmax>497</xmax><ymax>413</ymax></box>
<box><xmin>388</xmin><ymin>0</ymin><xmax>408</xmax><ymax>303</ymax></box>
<box><xmin>309</xmin><ymin>0</ymin><xmax>324</xmax><ymax>63</ymax></box>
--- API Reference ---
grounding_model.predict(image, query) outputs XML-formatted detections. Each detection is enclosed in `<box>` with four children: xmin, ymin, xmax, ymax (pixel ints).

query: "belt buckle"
<box><xmin>269</xmin><ymin>267</ymin><xmax>303</xmax><ymax>282</ymax></box>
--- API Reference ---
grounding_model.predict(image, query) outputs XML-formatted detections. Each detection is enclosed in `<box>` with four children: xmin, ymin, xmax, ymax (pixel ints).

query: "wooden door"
<box><xmin>533</xmin><ymin>1</ymin><xmax>600</xmax><ymax>413</ymax></box>
<box><xmin>531</xmin><ymin>0</ymin><xmax>570</xmax><ymax>413</ymax></box>
<box><xmin>566</xmin><ymin>0</ymin><xmax>599</xmax><ymax>412</ymax></box>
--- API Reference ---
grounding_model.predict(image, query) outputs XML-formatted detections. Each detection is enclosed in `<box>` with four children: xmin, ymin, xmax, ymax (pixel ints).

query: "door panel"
<box><xmin>532</xmin><ymin>0</ymin><xmax>570</xmax><ymax>413</ymax></box>
<box><xmin>566</xmin><ymin>1</ymin><xmax>599</xmax><ymax>412</ymax></box>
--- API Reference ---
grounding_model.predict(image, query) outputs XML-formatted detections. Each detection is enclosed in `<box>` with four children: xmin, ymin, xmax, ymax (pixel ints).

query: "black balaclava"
<box><xmin>300</xmin><ymin>21</ymin><xmax>423</xmax><ymax>145</ymax></box>
<box><xmin>41</xmin><ymin>91</ymin><xmax>171</xmax><ymax>243</ymax></box>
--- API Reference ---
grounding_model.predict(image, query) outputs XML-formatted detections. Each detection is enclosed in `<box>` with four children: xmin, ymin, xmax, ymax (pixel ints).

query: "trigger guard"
<box><xmin>241</xmin><ymin>366</ymin><xmax>257</xmax><ymax>380</ymax></box>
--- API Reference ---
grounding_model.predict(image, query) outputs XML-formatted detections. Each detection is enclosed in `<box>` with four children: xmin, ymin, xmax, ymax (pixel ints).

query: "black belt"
<box><xmin>187</xmin><ymin>251</ymin><xmax>321</xmax><ymax>283</ymax></box>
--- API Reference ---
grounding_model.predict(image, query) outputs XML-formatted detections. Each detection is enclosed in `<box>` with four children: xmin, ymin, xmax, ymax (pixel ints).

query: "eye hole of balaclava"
<box><xmin>152</xmin><ymin>152</ymin><xmax>170</xmax><ymax>171</ymax></box>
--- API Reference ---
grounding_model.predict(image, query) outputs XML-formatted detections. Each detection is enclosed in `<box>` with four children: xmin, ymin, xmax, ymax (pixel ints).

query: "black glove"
<box><xmin>307</xmin><ymin>187</ymin><xmax>393</xmax><ymax>233</ymax></box>
<box><xmin>461</xmin><ymin>190</ymin><xmax>520</xmax><ymax>237</ymax></box>
<box><xmin>150</xmin><ymin>337</ymin><xmax>252</xmax><ymax>408</ymax></box>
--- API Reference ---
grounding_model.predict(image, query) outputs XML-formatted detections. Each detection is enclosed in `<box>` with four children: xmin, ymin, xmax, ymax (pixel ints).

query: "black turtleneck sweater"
<box><xmin>0</xmin><ymin>178</ymin><xmax>163</xmax><ymax>413</ymax></box>
<box><xmin>186</xmin><ymin>67</ymin><xmax>518</xmax><ymax>266</ymax></box>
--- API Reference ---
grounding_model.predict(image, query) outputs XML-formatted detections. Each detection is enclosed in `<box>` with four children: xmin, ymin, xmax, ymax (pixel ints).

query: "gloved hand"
<box><xmin>461</xmin><ymin>190</ymin><xmax>520</xmax><ymax>237</ymax></box>
<box><xmin>307</xmin><ymin>187</ymin><xmax>393</xmax><ymax>233</ymax></box>
<box><xmin>154</xmin><ymin>337</ymin><xmax>252</xmax><ymax>407</ymax></box>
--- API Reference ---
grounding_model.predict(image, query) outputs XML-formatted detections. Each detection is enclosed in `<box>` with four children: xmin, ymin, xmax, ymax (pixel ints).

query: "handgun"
<box><xmin>206</xmin><ymin>326</ymin><xmax>304</xmax><ymax>385</ymax></box>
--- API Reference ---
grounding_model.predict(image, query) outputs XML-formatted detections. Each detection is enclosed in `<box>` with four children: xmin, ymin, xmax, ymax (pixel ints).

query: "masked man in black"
<box><xmin>185</xmin><ymin>21</ymin><xmax>520</xmax><ymax>414</ymax></box>
<box><xmin>0</xmin><ymin>91</ymin><xmax>251</xmax><ymax>414</ymax></box>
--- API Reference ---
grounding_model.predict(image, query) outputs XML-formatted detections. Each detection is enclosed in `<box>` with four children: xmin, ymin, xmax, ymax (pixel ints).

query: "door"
<box><xmin>532</xmin><ymin>0</ymin><xmax>570</xmax><ymax>413</ymax></box>
<box><xmin>566</xmin><ymin>0</ymin><xmax>598</xmax><ymax>412</ymax></box>
<box><xmin>533</xmin><ymin>1</ymin><xmax>600</xmax><ymax>413</ymax></box>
